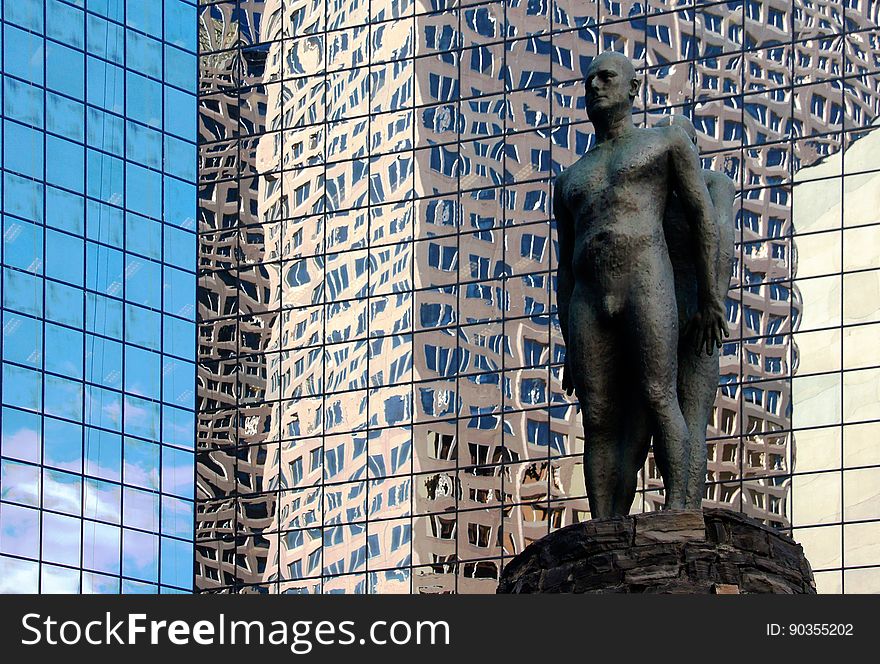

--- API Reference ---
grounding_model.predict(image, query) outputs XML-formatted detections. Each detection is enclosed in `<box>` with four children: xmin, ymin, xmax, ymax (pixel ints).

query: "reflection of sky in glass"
<box><xmin>0</xmin><ymin>0</ymin><xmax>197</xmax><ymax>593</ymax></box>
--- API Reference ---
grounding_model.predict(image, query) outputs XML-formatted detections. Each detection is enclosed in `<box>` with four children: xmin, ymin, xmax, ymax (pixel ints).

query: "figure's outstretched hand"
<box><xmin>561</xmin><ymin>359</ymin><xmax>575</xmax><ymax>397</ymax></box>
<box><xmin>684</xmin><ymin>299</ymin><xmax>729</xmax><ymax>356</ymax></box>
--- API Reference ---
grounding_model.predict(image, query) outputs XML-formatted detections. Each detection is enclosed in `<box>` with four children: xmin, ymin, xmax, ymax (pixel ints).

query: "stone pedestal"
<box><xmin>497</xmin><ymin>508</ymin><xmax>816</xmax><ymax>594</ymax></box>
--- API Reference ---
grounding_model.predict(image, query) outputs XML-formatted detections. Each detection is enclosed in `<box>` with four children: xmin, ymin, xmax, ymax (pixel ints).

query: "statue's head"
<box><xmin>584</xmin><ymin>52</ymin><xmax>640</xmax><ymax>121</ymax></box>
<box><xmin>656</xmin><ymin>114</ymin><xmax>698</xmax><ymax>152</ymax></box>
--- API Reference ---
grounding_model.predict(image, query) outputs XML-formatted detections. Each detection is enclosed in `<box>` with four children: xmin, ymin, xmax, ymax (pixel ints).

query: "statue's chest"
<box><xmin>566</xmin><ymin>142</ymin><xmax>665</xmax><ymax>201</ymax></box>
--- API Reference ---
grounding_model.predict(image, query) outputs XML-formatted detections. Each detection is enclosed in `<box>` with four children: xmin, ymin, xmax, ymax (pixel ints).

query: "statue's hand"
<box><xmin>685</xmin><ymin>299</ymin><xmax>729</xmax><ymax>356</ymax></box>
<box><xmin>561</xmin><ymin>359</ymin><xmax>575</xmax><ymax>397</ymax></box>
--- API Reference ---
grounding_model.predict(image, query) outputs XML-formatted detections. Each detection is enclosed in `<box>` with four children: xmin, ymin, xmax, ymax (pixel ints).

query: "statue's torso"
<box><xmin>558</xmin><ymin>127</ymin><xmax>675</xmax><ymax>308</ymax></box>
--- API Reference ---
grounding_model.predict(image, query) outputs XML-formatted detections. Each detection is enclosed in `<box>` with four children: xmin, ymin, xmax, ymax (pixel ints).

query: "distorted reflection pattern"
<box><xmin>196</xmin><ymin>0</ymin><xmax>880</xmax><ymax>593</ymax></box>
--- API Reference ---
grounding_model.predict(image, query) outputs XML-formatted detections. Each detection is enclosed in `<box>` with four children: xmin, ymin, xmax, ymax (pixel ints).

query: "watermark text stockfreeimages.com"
<box><xmin>21</xmin><ymin>613</ymin><xmax>450</xmax><ymax>654</ymax></box>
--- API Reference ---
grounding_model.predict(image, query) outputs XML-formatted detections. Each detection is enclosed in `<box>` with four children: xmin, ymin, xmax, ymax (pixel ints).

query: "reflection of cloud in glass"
<box><xmin>0</xmin><ymin>556</ymin><xmax>38</xmax><ymax>594</ymax></box>
<box><xmin>0</xmin><ymin>424</ymin><xmax>41</xmax><ymax>462</ymax></box>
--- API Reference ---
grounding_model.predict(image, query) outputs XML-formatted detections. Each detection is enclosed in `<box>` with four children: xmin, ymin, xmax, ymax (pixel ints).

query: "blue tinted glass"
<box><xmin>125</xmin><ymin>255</ymin><xmax>162</xmax><ymax>308</ymax></box>
<box><xmin>124</xmin><ymin>395</ymin><xmax>160</xmax><ymax>440</ymax></box>
<box><xmin>125</xmin><ymin>163</ymin><xmax>162</xmax><ymax>219</ymax></box>
<box><xmin>85</xmin><ymin>477</ymin><xmax>121</xmax><ymax>525</ymax></box>
<box><xmin>46</xmin><ymin>93</ymin><xmax>86</xmax><ymax>143</ymax></box>
<box><xmin>124</xmin><ymin>304</ymin><xmax>161</xmax><ymax>349</ymax></box>
<box><xmin>162</xmin><ymin>357</ymin><xmax>194</xmax><ymax>409</ymax></box>
<box><xmin>163</xmin><ymin>177</ymin><xmax>195</xmax><ymax>229</ymax></box>
<box><xmin>45</xmin><ymin>229</ymin><xmax>85</xmax><ymax>287</ymax></box>
<box><xmin>2</xmin><ymin>216</ymin><xmax>43</xmax><ymax>273</ymax></box>
<box><xmin>126</xmin><ymin>72</ymin><xmax>162</xmax><ymax>127</ymax></box>
<box><xmin>86</xmin><ymin>149</ymin><xmax>124</xmax><ymax>203</ymax></box>
<box><xmin>126</xmin><ymin>0</ymin><xmax>161</xmax><ymax>35</ymax></box>
<box><xmin>162</xmin><ymin>316</ymin><xmax>194</xmax><ymax>361</ymax></box>
<box><xmin>86</xmin><ymin>199</ymin><xmax>124</xmax><ymax>247</ymax></box>
<box><xmin>4</xmin><ymin>0</ymin><xmax>44</xmax><ymax>32</ymax></box>
<box><xmin>160</xmin><ymin>537</ymin><xmax>193</xmax><ymax>590</ymax></box>
<box><xmin>85</xmin><ymin>384</ymin><xmax>122</xmax><ymax>431</ymax></box>
<box><xmin>3</xmin><ymin>268</ymin><xmax>43</xmax><ymax>316</ymax></box>
<box><xmin>46</xmin><ymin>186</ymin><xmax>85</xmax><ymax>235</ymax></box>
<box><xmin>46</xmin><ymin>280</ymin><xmax>85</xmax><ymax>328</ymax></box>
<box><xmin>46</xmin><ymin>136</ymin><xmax>85</xmax><ymax>193</ymax></box>
<box><xmin>46</xmin><ymin>42</ymin><xmax>85</xmax><ymax>98</ymax></box>
<box><xmin>42</xmin><ymin>512</ymin><xmax>82</xmax><ymax>567</ymax></box>
<box><xmin>164</xmin><ymin>0</ymin><xmax>196</xmax><ymax>52</ymax></box>
<box><xmin>126</xmin><ymin>213</ymin><xmax>161</xmax><ymax>260</ymax></box>
<box><xmin>124</xmin><ymin>437</ymin><xmax>159</xmax><ymax>489</ymax></box>
<box><xmin>86</xmin><ymin>56</ymin><xmax>124</xmax><ymax>113</ymax></box>
<box><xmin>126</xmin><ymin>122</ymin><xmax>162</xmax><ymax>170</ymax></box>
<box><xmin>164</xmin><ymin>46</ymin><xmax>196</xmax><ymax>93</ymax></box>
<box><xmin>45</xmin><ymin>324</ymin><xmax>84</xmax><ymax>378</ymax></box>
<box><xmin>123</xmin><ymin>486</ymin><xmax>158</xmax><ymax>530</ymax></box>
<box><xmin>43</xmin><ymin>468</ymin><xmax>82</xmax><ymax>515</ymax></box>
<box><xmin>123</xmin><ymin>529</ymin><xmax>159</xmax><ymax>581</ymax></box>
<box><xmin>162</xmin><ymin>226</ymin><xmax>195</xmax><ymax>272</ymax></box>
<box><xmin>3</xmin><ymin>25</ymin><xmax>44</xmax><ymax>84</ymax></box>
<box><xmin>84</xmin><ymin>427</ymin><xmax>121</xmax><ymax>481</ymax></box>
<box><xmin>163</xmin><ymin>266</ymin><xmax>195</xmax><ymax>319</ymax></box>
<box><xmin>85</xmin><ymin>334</ymin><xmax>122</xmax><ymax>388</ymax></box>
<box><xmin>46</xmin><ymin>0</ymin><xmax>85</xmax><ymax>48</ymax></box>
<box><xmin>3</xmin><ymin>172</ymin><xmax>44</xmax><ymax>223</ymax></box>
<box><xmin>44</xmin><ymin>374</ymin><xmax>84</xmax><ymax>421</ymax></box>
<box><xmin>87</xmin><ymin>107</ymin><xmax>124</xmax><ymax>155</ymax></box>
<box><xmin>2</xmin><ymin>363</ymin><xmax>42</xmax><ymax>411</ymax></box>
<box><xmin>126</xmin><ymin>30</ymin><xmax>162</xmax><ymax>79</ymax></box>
<box><xmin>86</xmin><ymin>242</ymin><xmax>124</xmax><ymax>295</ymax></box>
<box><xmin>3</xmin><ymin>77</ymin><xmax>43</xmax><ymax>127</ymax></box>
<box><xmin>86</xmin><ymin>292</ymin><xmax>123</xmax><ymax>338</ymax></box>
<box><xmin>82</xmin><ymin>520</ymin><xmax>120</xmax><ymax>574</ymax></box>
<box><xmin>164</xmin><ymin>87</ymin><xmax>195</xmax><ymax>139</ymax></box>
<box><xmin>0</xmin><ymin>503</ymin><xmax>40</xmax><ymax>558</ymax></box>
<box><xmin>161</xmin><ymin>495</ymin><xmax>193</xmax><ymax>539</ymax></box>
<box><xmin>161</xmin><ymin>446</ymin><xmax>193</xmax><ymax>499</ymax></box>
<box><xmin>124</xmin><ymin>345</ymin><xmax>160</xmax><ymax>399</ymax></box>
<box><xmin>86</xmin><ymin>14</ymin><xmax>123</xmax><ymax>62</ymax></box>
<box><xmin>1</xmin><ymin>406</ymin><xmax>42</xmax><ymax>462</ymax></box>
<box><xmin>164</xmin><ymin>134</ymin><xmax>196</xmax><ymax>182</ymax></box>
<box><xmin>4</xmin><ymin>121</ymin><xmax>44</xmax><ymax>179</ymax></box>
<box><xmin>87</xmin><ymin>0</ymin><xmax>124</xmax><ymax>22</ymax></box>
<box><xmin>1</xmin><ymin>459</ymin><xmax>41</xmax><ymax>506</ymax></box>
<box><xmin>2</xmin><ymin>311</ymin><xmax>42</xmax><ymax>367</ymax></box>
<box><xmin>44</xmin><ymin>417</ymin><xmax>83</xmax><ymax>473</ymax></box>
<box><xmin>161</xmin><ymin>405</ymin><xmax>194</xmax><ymax>453</ymax></box>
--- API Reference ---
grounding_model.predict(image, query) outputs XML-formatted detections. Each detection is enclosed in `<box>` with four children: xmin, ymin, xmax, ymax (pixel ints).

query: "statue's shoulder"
<box><xmin>704</xmin><ymin>168</ymin><xmax>736</xmax><ymax>199</ymax></box>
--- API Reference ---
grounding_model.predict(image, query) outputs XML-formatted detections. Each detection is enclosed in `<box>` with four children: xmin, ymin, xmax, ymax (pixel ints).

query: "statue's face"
<box><xmin>585</xmin><ymin>56</ymin><xmax>638</xmax><ymax>119</ymax></box>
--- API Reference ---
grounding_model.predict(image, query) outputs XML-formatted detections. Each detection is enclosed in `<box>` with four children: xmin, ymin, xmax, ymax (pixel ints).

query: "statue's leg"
<box><xmin>677</xmin><ymin>346</ymin><xmax>718</xmax><ymax>509</ymax></box>
<box><xmin>628</xmin><ymin>259</ymin><xmax>690</xmax><ymax>510</ymax></box>
<box><xmin>567</xmin><ymin>295</ymin><xmax>623</xmax><ymax>518</ymax></box>
<box><xmin>613</xmin><ymin>394</ymin><xmax>651</xmax><ymax>515</ymax></box>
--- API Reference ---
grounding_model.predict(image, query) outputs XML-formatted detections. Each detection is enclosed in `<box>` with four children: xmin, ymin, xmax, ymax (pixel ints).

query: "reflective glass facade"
<box><xmin>196</xmin><ymin>0</ymin><xmax>880</xmax><ymax>593</ymax></box>
<box><xmin>0</xmin><ymin>0</ymin><xmax>198</xmax><ymax>593</ymax></box>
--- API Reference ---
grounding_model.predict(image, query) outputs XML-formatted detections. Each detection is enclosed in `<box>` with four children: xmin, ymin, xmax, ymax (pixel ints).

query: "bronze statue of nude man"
<box><xmin>554</xmin><ymin>52</ymin><xmax>728</xmax><ymax>517</ymax></box>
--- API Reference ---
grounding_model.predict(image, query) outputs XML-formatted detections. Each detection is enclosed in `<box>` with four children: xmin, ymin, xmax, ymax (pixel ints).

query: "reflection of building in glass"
<box><xmin>0</xmin><ymin>1</ymin><xmax>198</xmax><ymax>593</ymax></box>
<box><xmin>196</xmin><ymin>0</ymin><xmax>880</xmax><ymax>592</ymax></box>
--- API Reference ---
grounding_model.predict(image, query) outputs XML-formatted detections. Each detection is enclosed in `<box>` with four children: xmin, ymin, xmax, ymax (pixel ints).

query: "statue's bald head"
<box><xmin>656</xmin><ymin>114</ymin><xmax>698</xmax><ymax>145</ymax></box>
<box><xmin>585</xmin><ymin>52</ymin><xmax>640</xmax><ymax>121</ymax></box>
<box><xmin>588</xmin><ymin>51</ymin><xmax>638</xmax><ymax>85</ymax></box>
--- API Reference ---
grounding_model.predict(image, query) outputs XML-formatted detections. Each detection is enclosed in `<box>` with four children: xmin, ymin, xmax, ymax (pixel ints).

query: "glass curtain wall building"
<box><xmin>0</xmin><ymin>0</ymin><xmax>198</xmax><ymax>593</ymax></box>
<box><xmin>196</xmin><ymin>0</ymin><xmax>880</xmax><ymax>593</ymax></box>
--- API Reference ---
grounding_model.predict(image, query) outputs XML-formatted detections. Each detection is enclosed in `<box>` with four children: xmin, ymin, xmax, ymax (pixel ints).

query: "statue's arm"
<box><xmin>708</xmin><ymin>173</ymin><xmax>736</xmax><ymax>299</ymax></box>
<box><xmin>667</xmin><ymin>128</ymin><xmax>728</xmax><ymax>354</ymax></box>
<box><xmin>553</xmin><ymin>174</ymin><xmax>575</xmax><ymax>396</ymax></box>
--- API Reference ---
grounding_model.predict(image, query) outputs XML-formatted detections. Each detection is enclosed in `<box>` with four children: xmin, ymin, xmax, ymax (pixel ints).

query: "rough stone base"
<box><xmin>497</xmin><ymin>508</ymin><xmax>815</xmax><ymax>594</ymax></box>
